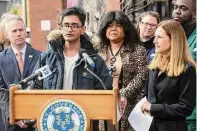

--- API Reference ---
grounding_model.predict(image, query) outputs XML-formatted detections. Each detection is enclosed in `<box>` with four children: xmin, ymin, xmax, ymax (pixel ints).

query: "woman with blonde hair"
<box><xmin>141</xmin><ymin>20</ymin><xmax>196</xmax><ymax>131</ymax></box>
<box><xmin>0</xmin><ymin>13</ymin><xmax>15</xmax><ymax>52</ymax></box>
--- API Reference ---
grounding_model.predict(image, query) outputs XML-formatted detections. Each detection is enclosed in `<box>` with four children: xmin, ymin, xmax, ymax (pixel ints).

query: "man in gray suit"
<box><xmin>0</xmin><ymin>15</ymin><xmax>41</xmax><ymax>131</ymax></box>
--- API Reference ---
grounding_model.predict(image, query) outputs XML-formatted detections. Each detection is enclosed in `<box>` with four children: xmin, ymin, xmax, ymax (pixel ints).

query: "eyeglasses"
<box><xmin>61</xmin><ymin>23</ymin><xmax>83</xmax><ymax>31</ymax></box>
<box><xmin>141</xmin><ymin>22</ymin><xmax>157</xmax><ymax>28</ymax></box>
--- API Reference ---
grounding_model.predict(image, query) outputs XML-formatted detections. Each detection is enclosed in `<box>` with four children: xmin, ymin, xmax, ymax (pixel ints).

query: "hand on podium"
<box><xmin>15</xmin><ymin>119</ymin><xmax>36</xmax><ymax>128</ymax></box>
<box><xmin>23</xmin><ymin>119</ymin><xmax>36</xmax><ymax>127</ymax></box>
<box><xmin>15</xmin><ymin>120</ymin><xmax>28</xmax><ymax>128</ymax></box>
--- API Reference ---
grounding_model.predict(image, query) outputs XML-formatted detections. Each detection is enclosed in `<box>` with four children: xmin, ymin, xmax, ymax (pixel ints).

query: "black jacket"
<box><xmin>147</xmin><ymin>63</ymin><xmax>196</xmax><ymax>131</ymax></box>
<box><xmin>143</xmin><ymin>37</ymin><xmax>155</xmax><ymax>63</ymax></box>
<box><xmin>33</xmin><ymin>31</ymin><xmax>112</xmax><ymax>90</ymax></box>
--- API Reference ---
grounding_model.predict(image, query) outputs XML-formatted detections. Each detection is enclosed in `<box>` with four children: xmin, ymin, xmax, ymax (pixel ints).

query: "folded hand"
<box><xmin>15</xmin><ymin>120</ymin><xmax>28</xmax><ymax>128</ymax></box>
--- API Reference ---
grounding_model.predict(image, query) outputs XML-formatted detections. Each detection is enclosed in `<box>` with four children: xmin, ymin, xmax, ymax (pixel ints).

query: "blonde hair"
<box><xmin>0</xmin><ymin>13</ymin><xmax>14</xmax><ymax>44</ymax></box>
<box><xmin>149</xmin><ymin>20</ymin><xmax>196</xmax><ymax>76</ymax></box>
<box><xmin>4</xmin><ymin>14</ymin><xmax>25</xmax><ymax>32</ymax></box>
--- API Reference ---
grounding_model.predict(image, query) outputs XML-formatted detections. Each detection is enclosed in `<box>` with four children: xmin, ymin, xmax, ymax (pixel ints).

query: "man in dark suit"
<box><xmin>0</xmin><ymin>15</ymin><xmax>41</xmax><ymax>131</ymax></box>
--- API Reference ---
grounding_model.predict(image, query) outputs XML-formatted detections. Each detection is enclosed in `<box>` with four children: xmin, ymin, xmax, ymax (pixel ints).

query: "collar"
<box><xmin>143</xmin><ymin>37</ymin><xmax>155</xmax><ymax>50</ymax></box>
<box><xmin>49</xmin><ymin>35</ymin><xmax>96</xmax><ymax>56</ymax></box>
<box><xmin>12</xmin><ymin>44</ymin><xmax>27</xmax><ymax>55</ymax></box>
<box><xmin>183</xmin><ymin>22</ymin><xmax>196</xmax><ymax>38</ymax></box>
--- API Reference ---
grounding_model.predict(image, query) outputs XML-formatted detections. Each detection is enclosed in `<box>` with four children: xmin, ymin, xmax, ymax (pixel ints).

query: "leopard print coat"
<box><xmin>99</xmin><ymin>43</ymin><xmax>148</xmax><ymax>131</ymax></box>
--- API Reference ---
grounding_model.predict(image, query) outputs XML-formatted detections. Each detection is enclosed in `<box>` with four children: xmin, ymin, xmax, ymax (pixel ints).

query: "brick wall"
<box><xmin>29</xmin><ymin>0</ymin><xmax>64</xmax><ymax>51</ymax></box>
<box><xmin>29</xmin><ymin>0</ymin><xmax>120</xmax><ymax>51</ymax></box>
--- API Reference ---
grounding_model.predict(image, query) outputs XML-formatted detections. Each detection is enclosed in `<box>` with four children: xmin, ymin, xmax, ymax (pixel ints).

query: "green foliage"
<box><xmin>8</xmin><ymin>4</ymin><xmax>22</xmax><ymax>15</ymax></box>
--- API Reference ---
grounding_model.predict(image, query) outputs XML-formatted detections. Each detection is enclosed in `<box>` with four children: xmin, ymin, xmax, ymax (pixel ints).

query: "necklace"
<box><xmin>109</xmin><ymin>44</ymin><xmax>123</xmax><ymax>75</ymax></box>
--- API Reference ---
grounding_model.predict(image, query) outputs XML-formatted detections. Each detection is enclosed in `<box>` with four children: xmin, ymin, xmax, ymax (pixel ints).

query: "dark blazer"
<box><xmin>0</xmin><ymin>44</ymin><xmax>41</xmax><ymax>131</ymax></box>
<box><xmin>143</xmin><ymin>37</ymin><xmax>155</xmax><ymax>64</ymax></box>
<box><xmin>147</xmin><ymin>63</ymin><xmax>196</xmax><ymax>131</ymax></box>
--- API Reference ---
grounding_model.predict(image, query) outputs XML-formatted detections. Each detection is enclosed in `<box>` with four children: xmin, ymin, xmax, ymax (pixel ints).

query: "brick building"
<box><xmin>29</xmin><ymin>0</ymin><xmax>172</xmax><ymax>51</ymax></box>
<box><xmin>29</xmin><ymin>0</ymin><xmax>66</xmax><ymax>51</ymax></box>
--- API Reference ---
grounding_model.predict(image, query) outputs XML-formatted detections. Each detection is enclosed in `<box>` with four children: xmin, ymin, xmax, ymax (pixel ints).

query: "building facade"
<box><xmin>28</xmin><ymin>0</ymin><xmax>172</xmax><ymax>51</ymax></box>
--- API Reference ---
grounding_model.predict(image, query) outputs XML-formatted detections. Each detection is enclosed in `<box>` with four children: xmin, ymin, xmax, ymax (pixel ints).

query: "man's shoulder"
<box><xmin>92</xmin><ymin>53</ymin><xmax>105</xmax><ymax>67</ymax></box>
<box><xmin>191</xmin><ymin>28</ymin><xmax>196</xmax><ymax>35</ymax></box>
<box><xmin>0</xmin><ymin>48</ymin><xmax>9</xmax><ymax>57</ymax></box>
<box><xmin>26</xmin><ymin>45</ymin><xmax>41</xmax><ymax>56</ymax></box>
<box><xmin>188</xmin><ymin>28</ymin><xmax>196</xmax><ymax>44</ymax></box>
<box><xmin>39</xmin><ymin>49</ymin><xmax>57</xmax><ymax>60</ymax></box>
<box><xmin>32</xmin><ymin>48</ymin><xmax>41</xmax><ymax>54</ymax></box>
<box><xmin>91</xmin><ymin>53</ymin><xmax>102</xmax><ymax>60</ymax></box>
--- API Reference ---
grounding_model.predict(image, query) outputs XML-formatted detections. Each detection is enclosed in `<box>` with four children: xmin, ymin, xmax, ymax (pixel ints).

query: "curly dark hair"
<box><xmin>98</xmin><ymin>11</ymin><xmax>141</xmax><ymax>51</ymax></box>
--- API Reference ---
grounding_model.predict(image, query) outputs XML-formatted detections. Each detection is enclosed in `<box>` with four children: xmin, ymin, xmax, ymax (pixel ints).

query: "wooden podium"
<box><xmin>9</xmin><ymin>85</ymin><xmax>118</xmax><ymax>131</ymax></box>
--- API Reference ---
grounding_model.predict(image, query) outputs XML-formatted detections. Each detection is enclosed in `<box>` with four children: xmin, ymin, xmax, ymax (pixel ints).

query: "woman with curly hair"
<box><xmin>98</xmin><ymin>11</ymin><xmax>147</xmax><ymax>131</ymax></box>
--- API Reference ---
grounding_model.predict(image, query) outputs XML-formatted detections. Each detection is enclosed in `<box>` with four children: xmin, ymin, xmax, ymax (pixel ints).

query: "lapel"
<box><xmin>148</xmin><ymin>69</ymin><xmax>159</xmax><ymax>104</ymax></box>
<box><xmin>7</xmin><ymin>48</ymin><xmax>21</xmax><ymax>78</ymax></box>
<box><xmin>23</xmin><ymin>46</ymin><xmax>34</xmax><ymax>78</ymax></box>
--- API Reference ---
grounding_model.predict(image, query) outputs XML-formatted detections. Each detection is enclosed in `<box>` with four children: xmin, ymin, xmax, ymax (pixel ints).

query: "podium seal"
<box><xmin>40</xmin><ymin>99</ymin><xmax>87</xmax><ymax>131</ymax></box>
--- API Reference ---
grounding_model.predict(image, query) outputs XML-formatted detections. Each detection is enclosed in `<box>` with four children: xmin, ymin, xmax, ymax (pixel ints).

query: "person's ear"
<box><xmin>192</xmin><ymin>11</ymin><xmax>196</xmax><ymax>20</ymax></box>
<box><xmin>81</xmin><ymin>26</ymin><xmax>86</xmax><ymax>35</ymax></box>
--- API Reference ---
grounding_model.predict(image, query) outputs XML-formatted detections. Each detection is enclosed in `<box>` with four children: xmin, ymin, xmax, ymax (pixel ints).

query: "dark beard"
<box><xmin>181</xmin><ymin>14</ymin><xmax>194</xmax><ymax>26</ymax></box>
<box><xmin>182</xmin><ymin>21</ymin><xmax>196</xmax><ymax>38</ymax></box>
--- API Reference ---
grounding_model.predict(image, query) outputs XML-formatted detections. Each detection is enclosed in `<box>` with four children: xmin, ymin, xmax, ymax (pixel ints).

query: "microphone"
<box><xmin>18</xmin><ymin>65</ymin><xmax>52</xmax><ymax>126</ymax></box>
<box><xmin>79</xmin><ymin>49</ymin><xmax>107</xmax><ymax>90</ymax></box>
<box><xmin>18</xmin><ymin>65</ymin><xmax>52</xmax><ymax>84</ymax></box>
<box><xmin>79</xmin><ymin>49</ymin><xmax>95</xmax><ymax>68</ymax></box>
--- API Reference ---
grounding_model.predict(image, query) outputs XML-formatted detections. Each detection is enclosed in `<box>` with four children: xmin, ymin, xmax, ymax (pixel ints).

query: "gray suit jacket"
<box><xmin>0</xmin><ymin>44</ymin><xmax>41</xmax><ymax>131</ymax></box>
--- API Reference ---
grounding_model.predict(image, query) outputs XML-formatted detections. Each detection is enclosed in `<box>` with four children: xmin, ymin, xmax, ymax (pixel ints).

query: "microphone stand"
<box><xmin>84</xmin><ymin>59</ymin><xmax>107</xmax><ymax>90</ymax></box>
<box><xmin>84</xmin><ymin>60</ymin><xmax>117</xmax><ymax>130</ymax></box>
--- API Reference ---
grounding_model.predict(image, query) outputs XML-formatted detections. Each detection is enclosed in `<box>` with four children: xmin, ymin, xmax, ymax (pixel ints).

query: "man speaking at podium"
<box><xmin>33</xmin><ymin>7</ymin><xmax>112</xmax><ymax>130</ymax></box>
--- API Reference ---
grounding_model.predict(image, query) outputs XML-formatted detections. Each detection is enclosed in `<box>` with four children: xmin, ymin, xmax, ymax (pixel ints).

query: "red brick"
<box><xmin>29</xmin><ymin>0</ymin><xmax>64</xmax><ymax>51</ymax></box>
